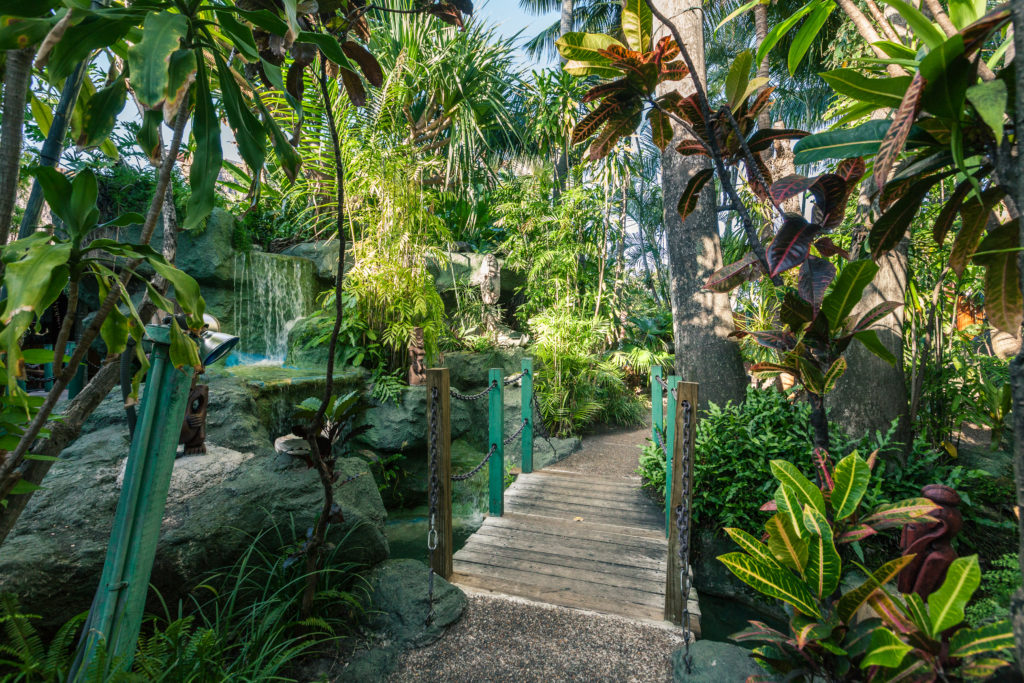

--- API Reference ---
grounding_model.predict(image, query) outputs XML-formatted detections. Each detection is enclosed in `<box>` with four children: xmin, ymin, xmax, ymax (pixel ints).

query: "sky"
<box><xmin>477</xmin><ymin>0</ymin><xmax>559</xmax><ymax>67</ymax></box>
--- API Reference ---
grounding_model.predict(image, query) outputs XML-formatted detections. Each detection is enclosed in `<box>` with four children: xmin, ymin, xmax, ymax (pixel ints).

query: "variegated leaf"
<box><xmin>874</xmin><ymin>71</ymin><xmax>926</xmax><ymax>192</ymax></box>
<box><xmin>718</xmin><ymin>552</ymin><xmax>822</xmax><ymax>618</ymax></box>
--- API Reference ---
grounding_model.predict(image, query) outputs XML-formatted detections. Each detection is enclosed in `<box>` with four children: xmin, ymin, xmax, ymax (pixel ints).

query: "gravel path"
<box><xmin>389</xmin><ymin>591</ymin><xmax>683</xmax><ymax>682</ymax></box>
<box><xmin>548</xmin><ymin>423</ymin><xmax>651</xmax><ymax>480</ymax></box>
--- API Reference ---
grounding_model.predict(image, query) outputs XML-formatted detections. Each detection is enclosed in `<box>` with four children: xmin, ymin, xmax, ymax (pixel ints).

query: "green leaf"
<box><xmin>788</xmin><ymin>2</ymin><xmax>834</xmax><ymax>74</ymax></box>
<box><xmin>136</xmin><ymin>109</ymin><xmax>162</xmax><ymax>164</ymax></box>
<box><xmin>862</xmin><ymin>498</ymin><xmax>939</xmax><ymax>530</ymax></box>
<box><xmin>620</xmin><ymin>0</ymin><xmax>652</xmax><ymax>52</ymax></box>
<box><xmin>918</xmin><ymin>35</ymin><xmax>971</xmax><ymax>120</ymax></box>
<box><xmin>793</xmin><ymin>120</ymin><xmax>892</xmax><ymax>164</ymax></box>
<box><xmin>837</xmin><ymin>555</ymin><xmax>917</xmax><ymax>623</ymax></box>
<box><xmin>126</xmin><ymin>12</ymin><xmax>187</xmax><ymax>110</ymax></box>
<box><xmin>878</xmin><ymin>0</ymin><xmax>946</xmax><ymax>48</ymax></box>
<box><xmin>873</xmin><ymin>40</ymin><xmax>918</xmax><ymax>60</ymax></box>
<box><xmin>295</xmin><ymin>31</ymin><xmax>355</xmax><ymax>71</ymax></box>
<box><xmin>947</xmin><ymin>0</ymin><xmax>986</xmax><ymax>29</ymax></box>
<box><xmin>725</xmin><ymin>50</ymin><xmax>753</xmax><ymax>111</ymax></box>
<box><xmin>0</xmin><ymin>15</ymin><xmax>56</xmax><ymax>50</ymax></box>
<box><xmin>821</xmin><ymin>260</ymin><xmax>879</xmax><ymax>329</ymax></box>
<box><xmin>725</xmin><ymin>527</ymin><xmax>785</xmax><ymax>570</ymax></box>
<box><xmin>555</xmin><ymin>32</ymin><xmax>624</xmax><ymax>65</ymax></box>
<box><xmin>802</xmin><ymin>505</ymin><xmax>840</xmax><ymax>599</ymax></box>
<box><xmin>47</xmin><ymin>14</ymin><xmax>134</xmax><ymax>81</ymax></box>
<box><xmin>257</xmin><ymin>96</ymin><xmax>301</xmax><ymax>183</ymax></box>
<box><xmin>0</xmin><ymin>236</ymin><xmax>72</xmax><ymax>326</ymax></box>
<box><xmin>928</xmin><ymin>555</ymin><xmax>981</xmax><ymax>635</ymax></box>
<box><xmin>68</xmin><ymin>169</ymin><xmax>99</xmax><ymax>240</ymax></box>
<box><xmin>821</xmin><ymin>357</ymin><xmax>846</xmax><ymax>395</ymax></box>
<box><xmin>167</xmin><ymin>317</ymin><xmax>201</xmax><ymax>371</ymax></box>
<box><xmin>966</xmin><ymin>79</ymin><xmax>1007</xmax><ymax>145</ymax></box>
<box><xmin>715</xmin><ymin>0</ymin><xmax>764</xmax><ymax>29</ymax></box>
<box><xmin>854</xmin><ymin>329</ymin><xmax>897</xmax><ymax>365</ymax></box>
<box><xmin>9</xmin><ymin>479</ymin><xmax>43</xmax><ymax>495</ymax></box>
<box><xmin>163</xmin><ymin>49</ymin><xmax>196</xmax><ymax>122</ymax></box>
<box><xmin>755</xmin><ymin>0</ymin><xmax>818</xmax><ymax>66</ymax></box>
<box><xmin>718</xmin><ymin>552</ymin><xmax>821</xmax><ymax>618</ymax></box>
<box><xmin>819</xmin><ymin>70</ymin><xmax>910</xmax><ymax>108</ymax></box>
<box><xmin>77</xmin><ymin>75</ymin><xmax>126</xmax><ymax>151</ymax></box>
<box><xmin>183</xmin><ymin>55</ymin><xmax>222</xmax><ymax>231</ymax></box>
<box><xmin>949</xmin><ymin>620</ymin><xmax>1014</xmax><ymax>657</ymax></box>
<box><xmin>563</xmin><ymin>60</ymin><xmax>623</xmax><ymax>79</ymax></box>
<box><xmin>861</xmin><ymin>627</ymin><xmax>912</xmax><ymax>669</ymax></box>
<box><xmin>770</xmin><ymin>460</ymin><xmax>825</xmax><ymax>515</ymax></box>
<box><xmin>831</xmin><ymin>451</ymin><xmax>869</xmax><ymax>519</ymax></box>
<box><xmin>765</xmin><ymin>513</ymin><xmax>808</xmax><ymax>572</ymax></box>
<box><xmin>214</xmin><ymin>53</ymin><xmax>266</xmax><ymax>184</ymax></box>
<box><xmin>215</xmin><ymin>9</ymin><xmax>260</xmax><ymax>62</ymax></box>
<box><xmin>796</xmin><ymin>356</ymin><xmax>824</xmax><ymax>395</ymax></box>
<box><xmin>95</xmin><ymin>273</ymin><xmax>130</xmax><ymax>356</ymax></box>
<box><xmin>869</xmin><ymin>177</ymin><xmax>936</xmax><ymax>259</ymax></box>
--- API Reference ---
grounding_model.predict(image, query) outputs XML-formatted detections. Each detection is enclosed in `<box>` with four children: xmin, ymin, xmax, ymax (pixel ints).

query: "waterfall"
<box><xmin>231</xmin><ymin>252</ymin><xmax>316</xmax><ymax>362</ymax></box>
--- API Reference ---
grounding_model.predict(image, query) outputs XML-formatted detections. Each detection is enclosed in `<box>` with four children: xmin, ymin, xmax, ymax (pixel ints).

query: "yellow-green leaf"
<box><xmin>718</xmin><ymin>552</ymin><xmax>821</xmax><ymax>618</ymax></box>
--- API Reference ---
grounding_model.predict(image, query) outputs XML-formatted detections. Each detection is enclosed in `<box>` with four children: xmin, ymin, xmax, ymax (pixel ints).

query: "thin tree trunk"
<box><xmin>0</xmin><ymin>48</ymin><xmax>35</xmax><ymax>245</ymax></box>
<box><xmin>752</xmin><ymin>4</ymin><xmax>771</xmax><ymax>131</ymax></box>
<box><xmin>653</xmin><ymin>0</ymin><xmax>747</xmax><ymax>410</ymax></box>
<box><xmin>833</xmin><ymin>0</ymin><xmax>907</xmax><ymax>77</ymax></box>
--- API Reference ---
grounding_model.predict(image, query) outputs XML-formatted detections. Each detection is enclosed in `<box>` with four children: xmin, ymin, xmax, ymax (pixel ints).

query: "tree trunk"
<box><xmin>752</xmin><ymin>4</ymin><xmax>771</xmax><ymax>130</ymax></box>
<box><xmin>653</xmin><ymin>0</ymin><xmax>748</xmax><ymax>410</ymax></box>
<box><xmin>0</xmin><ymin>48</ymin><xmax>35</xmax><ymax>245</ymax></box>
<box><xmin>1008</xmin><ymin>4</ymin><xmax>1024</xmax><ymax>671</ymax></box>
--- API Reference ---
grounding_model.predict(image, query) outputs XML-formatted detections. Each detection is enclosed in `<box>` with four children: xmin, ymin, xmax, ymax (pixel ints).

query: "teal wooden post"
<box><xmin>521</xmin><ymin>358</ymin><xmax>533</xmax><ymax>474</ymax></box>
<box><xmin>67</xmin><ymin>342</ymin><xmax>86</xmax><ymax>400</ymax></box>
<box><xmin>42</xmin><ymin>344</ymin><xmax>53</xmax><ymax>388</ymax></box>
<box><xmin>69</xmin><ymin>325</ymin><xmax>196</xmax><ymax>680</ymax></box>
<box><xmin>665</xmin><ymin>374</ymin><xmax>681</xmax><ymax>533</ymax></box>
<box><xmin>651</xmin><ymin>366</ymin><xmax>663</xmax><ymax>444</ymax></box>
<box><xmin>488</xmin><ymin>368</ymin><xmax>504</xmax><ymax>516</ymax></box>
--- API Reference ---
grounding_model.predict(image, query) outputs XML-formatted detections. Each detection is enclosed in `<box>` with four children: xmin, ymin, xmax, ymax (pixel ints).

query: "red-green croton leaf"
<box><xmin>649</xmin><ymin>107</ymin><xmax>674</xmax><ymax>151</ymax></box>
<box><xmin>677</xmin><ymin>168</ymin><xmax>714</xmax><ymax>221</ymax></box>
<box><xmin>572</xmin><ymin>96</ymin><xmax>629</xmax><ymax>145</ymax></box>
<box><xmin>868</xmin><ymin>177</ymin><xmax>935</xmax><ymax>259</ymax></box>
<box><xmin>587</xmin><ymin>110</ymin><xmax>641</xmax><ymax>161</ymax></box>
<box><xmin>835</xmin><ymin>156</ymin><xmax>866</xmax><ymax>187</ymax></box>
<box><xmin>675</xmin><ymin>138</ymin><xmax>710</xmax><ymax>156</ymax></box>
<box><xmin>582</xmin><ymin>77</ymin><xmax>631</xmax><ymax>104</ymax></box>
<box><xmin>972</xmin><ymin>218</ymin><xmax>1022</xmax><ymax>335</ymax></box>
<box><xmin>746</xmin><ymin>129</ymin><xmax>808</xmax><ymax>154</ymax></box>
<box><xmin>814</xmin><ymin>237</ymin><xmax>850</xmax><ymax>260</ymax></box>
<box><xmin>704</xmin><ymin>250</ymin><xmax>762</xmax><ymax>293</ymax></box>
<box><xmin>874</xmin><ymin>71</ymin><xmax>926</xmax><ymax>193</ymax></box>
<box><xmin>932</xmin><ymin>178</ymin><xmax>973</xmax><ymax>245</ymax></box>
<box><xmin>767</xmin><ymin>215</ymin><xmax>819</xmax><ymax>277</ymax></box>
<box><xmin>798</xmin><ymin>256</ymin><xmax>836</xmax><ymax>316</ymax></box>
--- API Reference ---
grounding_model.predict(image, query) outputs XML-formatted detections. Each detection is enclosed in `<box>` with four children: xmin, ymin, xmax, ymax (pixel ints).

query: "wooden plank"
<box><xmin>508</xmin><ymin>477</ymin><xmax>650</xmax><ymax>499</ymax></box>
<box><xmin>451</xmin><ymin>559</ymin><xmax>664</xmax><ymax>608</ymax></box>
<box><xmin>489</xmin><ymin>368</ymin><xmax>504</xmax><ymax>516</ymax></box>
<box><xmin>486</xmin><ymin>512</ymin><xmax>666</xmax><ymax>545</ymax></box>
<box><xmin>454</xmin><ymin>544</ymin><xmax>665</xmax><ymax>591</ymax></box>
<box><xmin>467</xmin><ymin>526</ymin><xmax>666</xmax><ymax>568</ymax></box>
<box><xmin>506</xmin><ymin>488</ymin><xmax>660</xmax><ymax>515</ymax></box>
<box><xmin>665</xmin><ymin>381</ymin><xmax>697</xmax><ymax>624</ymax></box>
<box><xmin>458</xmin><ymin>536</ymin><xmax>666</xmax><ymax>579</ymax></box>
<box><xmin>426</xmin><ymin>368</ymin><xmax>452</xmax><ymax>579</ymax></box>
<box><xmin>523</xmin><ymin>470</ymin><xmax>643</xmax><ymax>490</ymax></box>
<box><xmin>505</xmin><ymin>499</ymin><xmax>663</xmax><ymax>528</ymax></box>
<box><xmin>451</xmin><ymin>572</ymin><xmax>668</xmax><ymax>623</ymax></box>
<box><xmin>507</xmin><ymin>482</ymin><xmax>649</xmax><ymax>505</ymax></box>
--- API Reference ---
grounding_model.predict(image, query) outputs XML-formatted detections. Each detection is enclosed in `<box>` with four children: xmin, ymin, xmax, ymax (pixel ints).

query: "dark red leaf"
<box><xmin>747</xmin><ymin>86</ymin><xmax>775</xmax><ymax>121</ymax></box>
<box><xmin>849</xmin><ymin>301</ymin><xmax>902</xmax><ymax>334</ymax></box>
<box><xmin>835</xmin><ymin>157</ymin><xmax>866</xmax><ymax>187</ymax></box>
<box><xmin>746</xmin><ymin>128</ymin><xmax>809</xmax><ymax>154</ymax></box>
<box><xmin>704</xmin><ymin>251</ymin><xmax>762</xmax><ymax>293</ymax></box>
<box><xmin>868</xmin><ymin>177</ymin><xmax>934</xmax><ymax>259</ymax></box>
<box><xmin>812</xmin><ymin>174</ymin><xmax>849</xmax><ymax>229</ymax></box>
<box><xmin>874</xmin><ymin>71</ymin><xmax>926</xmax><ymax>192</ymax></box>
<box><xmin>932</xmin><ymin>179</ymin><xmax>972</xmax><ymax>245</ymax></box>
<box><xmin>767</xmin><ymin>214</ymin><xmax>819</xmax><ymax>277</ymax></box>
<box><xmin>745</xmin><ymin>154</ymin><xmax>773</xmax><ymax>202</ymax></box>
<box><xmin>678</xmin><ymin>93</ymin><xmax>704</xmax><ymax>129</ymax></box>
<box><xmin>770</xmin><ymin>174</ymin><xmax>812</xmax><ymax>205</ymax></box>
<box><xmin>950</xmin><ymin>198</ymin><xmax>993</xmax><ymax>276</ymax></box>
<box><xmin>798</xmin><ymin>256</ymin><xmax>837</xmax><ymax>316</ymax></box>
<box><xmin>286</xmin><ymin>61</ymin><xmax>305</xmax><ymax>100</ymax></box>
<box><xmin>779</xmin><ymin>290</ymin><xmax>814</xmax><ymax>330</ymax></box>
<box><xmin>340</xmin><ymin>68</ymin><xmax>366</xmax><ymax>106</ymax></box>
<box><xmin>675</xmin><ymin>138</ymin><xmax>710</xmax><ymax>156</ymax></box>
<box><xmin>678</xmin><ymin>167</ymin><xmax>715</xmax><ymax>222</ymax></box>
<box><xmin>745</xmin><ymin>330</ymin><xmax>799</xmax><ymax>351</ymax></box>
<box><xmin>587</xmin><ymin>110</ymin><xmax>641</xmax><ymax>161</ymax></box>
<box><xmin>342</xmin><ymin>40</ymin><xmax>383</xmax><ymax>87</ymax></box>
<box><xmin>814</xmin><ymin>237</ymin><xmax>851</xmax><ymax>260</ymax></box>
<box><xmin>582</xmin><ymin>78</ymin><xmax>631</xmax><ymax>104</ymax></box>
<box><xmin>427</xmin><ymin>4</ymin><xmax>465</xmax><ymax>29</ymax></box>
<box><xmin>572</xmin><ymin>97</ymin><xmax>625</xmax><ymax>145</ymax></box>
<box><xmin>960</xmin><ymin>7</ymin><xmax>1011</xmax><ymax>56</ymax></box>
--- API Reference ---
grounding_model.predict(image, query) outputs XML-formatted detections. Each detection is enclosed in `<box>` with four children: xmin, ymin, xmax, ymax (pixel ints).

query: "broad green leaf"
<box><xmin>854</xmin><ymin>329</ymin><xmax>898</xmax><ymax>365</ymax></box>
<box><xmin>802</xmin><ymin>505</ymin><xmax>840</xmax><ymax>599</ymax></box>
<box><xmin>966</xmin><ymin>79</ymin><xmax>1007</xmax><ymax>145</ymax></box>
<box><xmin>973</xmin><ymin>219</ymin><xmax>1022</xmax><ymax>335</ymax></box>
<box><xmin>168</xmin><ymin>317</ymin><xmax>201</xmax><ymax>371</ymax></box>
<box><xmin>862</xmin><ymin>498</ymin><xmax>939</xmax><ymax>530</ymax></box>
<box><xmin>77</xmin><ymin>76</ymin><xmax>127</xmax><ymax>151</ymax></box>
<box><xmin>821</xmin><ymin>357</ymin><xmax>846</xmax><ymax>395</ymax></box>
<box><xmin>126</xmin><ymin>12</ymin><xmax>187</xmax><ymax>110</ymax></box>
<box><xmin>0</xmin><ymin>236</ymin><xmax>72</xmax><ymax>325</ymax></box>
<box><xmin>903</xmin><ymin>592</ymin><xmax>932</xmax><ymax>633</ymax></box>
<box><xmin>928</xmin><ymin>555</ymin><xmax>981</xmax><ymax>635</ymax></box>
<box><xmin>821</xmin><ymin>260</ymin><xmax>880</xmax><ymax>329</ymax></box>
<box><xmin>818</xmin><ymin>70</ymin><xmax>910</xmax><ymax>108</ymax></box>
<box><xmin>296</xmin><ymin>31</ymin><xmax>355</xmax><ymax>71</ymax></box>
<box><xmin>95</xmin><ymin>272</ymin><xmax>131</xmax><ymax>356</ymax></box>
<box><xmin>215</xmin><ymin>9</ymin><xmax>260</xmax><ymax>61</ymax></box>
<box><xmin>947</xmin><ymin>0</ymin><xmax>985</xmax><ymax>29</ymax></box>
<box><xmin>214</xmin><ymin>53</ymin><xmax>266</xmax><ymax>184</ymax></box>
<box><xmin>47</xmin><ymin>14</ymin><xmax>135</xmax><ymax>81</ymax></box>
<box><xmin>837</xmin><ymin>555</ymin><xmax>916</xmax><ymax>623</ymax></box>
<box><xmin>0</xmin><ymin>16</ymin><xmax>56</xmax><ymax>50</ymax></box>
<box><xmin>725</xmin><ymin>50</ymin><xmax>753</xmax><ymax>110</ymax></box>
<box><xmin>257</xmin><ymin>96</ymin><xmax>302</xmax><ymax>183</ymax></box>
<box><xmin>796</xmin><ymin>357</ymin><xmax>824</xmax><ymax>395</ymax></box>
<box><xmin>148</xmin><ymin>260</ymin><xmax>205</xmax><ymax>325</ymax></box>
<box><xmin>136</xmin><ymin>109</ymin><xmax>162</xmax><ymax>165</ymax></box>
<box><xmin>879</xmin><ymin>0</ymin><xmax>946</xmax><ymax>48</ymax></box>
<box><xmin>788</xmin><ymin>2</ymin><xmax>833</xmax><ymax>74</ymax></box>
<box><xmin>718</xmin><ymin>552</ymin><xmax>821</xmax><ymax>618</ymax></box>
<box><xmin>183</xmin><ymin>56</ymin><xmax>222</xmax><ymax>231</ymax></box>
<box><xmin>725</xmin><ymin>527</ymin><xmax>785</xmax><ymax>570</ymax></box>
<box><xmin>30</xmin><ymin>94</ymin><xmax>54</xmax><ymax>139</ymax></box>
<box><xmin>556</xmin><ymin>32</ymin><xmax>624</xmax><ymax>65</ymax></box>
<box><xmin>831</xmin><ymin>451</ymin><xmax>869</xmax><ymax>519</ymax></box>
<box><xmin>755</xmin><ymin>0</ymin><xmax>817</xmax><ymax>65</ymax></box>
<box><xmin>765</xmin><ymin>513</ymin><xmax>808</xmax><ymax>572</ymax></box>
<box><xmin>32</xmin><ymin>167</ymin><xmax>73</xmax><ymax>228</ymax></box>
<box><xmin>563</xmin><ymin>60</ymin><xmax>623</xmax><ymax>79</ymax></box>
<box><xmin>621</xmin><ymin>0</ymin><xmax>652</xmax><ymax>52</ymax></box>
<box><xmin>775</xmin><ymin>483</ymin><xmax>806</xmax><ymax>539</ymax></box>
<box><xmin>163</xmin><ymin>49</ymin><xmax>196</xmax><ymax>123</ymax></box>
<box><xmin>9</xmin><ymin>479</ymin><xmax>43</xmax><ymax>495</ymax></box>
<box><xmin>68</xmin><ymin>169</ymin><xmax>99</xmax><ymax>240</ymax></box>
<box><xmin>873</xmin><ymin>40</ymin><xmax>918</xmax><ymax>60</ymax></box>
<box><xmin>715</xmin><ymin>0</ymin><xmax>764</xmax><ymax>29</ymax></box>
<box><xmin>793</xmin><ymin>120</ymin><xmax>892</xmax><ymax>164</ymax></box>
<box><xmin>861</xmin><ymin>627</ymin><xmax>912</xmax><ymax>669</ymax></box>
<box><xmin>918</xmin><ymin>36</ymin><xmax>971</xmax><ymax>120</ymax></box>
<box><xmin>771</xmin><ymin>460</ymin><xmax>825</xmax><ymax>514</ymax></box>
<box><xmin>949</xmin><ymin>620</ymin><xmax>1014</xmax><ymax>657</ymax></box>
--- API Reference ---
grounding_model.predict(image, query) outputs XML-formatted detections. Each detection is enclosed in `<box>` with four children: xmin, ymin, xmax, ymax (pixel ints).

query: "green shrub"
<box><xmin>967</xmin><ymin>553</ymin><xmax>1022</xmax><ymax>628</ymax></box>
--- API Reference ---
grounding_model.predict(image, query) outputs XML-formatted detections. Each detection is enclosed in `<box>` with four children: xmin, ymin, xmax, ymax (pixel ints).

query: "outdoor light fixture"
<box><xmin>70</xmin><ymin>320</ymin><xmax>241</xmax><ymax>681</ymax></box>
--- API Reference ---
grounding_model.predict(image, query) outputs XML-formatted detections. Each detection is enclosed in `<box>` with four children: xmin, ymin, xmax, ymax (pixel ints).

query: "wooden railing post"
<box><xmin>66</xmin><ymin>341</ymin><xmax>87</xmax><ymax>400</ymax></box>
<box><xmin>664</xmin><ymin>374</ymin><xmax>681</xmax><ymax>532</ymax></box>
<box><xmin>488</xmin><ymin>368</ymin><xmax>504</xmax><ymax>516</ymax></box>
<box><xmin>651</xmin><ymin>365</ymin><xmax>663</xmax><ymax>446</ymax></box>
<box><xmin>426</xmin><ymin>368</ymin><xmax>453</xmax><ymax>579</ymax></box>
<box><xmin>521</xmin><ymin>357</ymin><xmax>533</xmax><ymax>474</ymax></box>
<box><xmin>665</xmin><ymin>381</ymin><xmax>698</xmax><ymax>631</ymax></box>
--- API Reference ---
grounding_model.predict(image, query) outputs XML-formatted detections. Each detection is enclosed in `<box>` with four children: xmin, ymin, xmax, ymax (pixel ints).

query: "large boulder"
<box><xmin>0</xmin><ymin>374</ymin><xmax>388</xmax><ymax>629</ymax></box>
<box><xmin>672</xmin><ymin>640</ymin><xmax>764</xmax><ymax>682</ymax></box>
<box><xmin>175</xmin><ymin>208</ymin><xmax>239</xmax><ymax>286</ymax></box>
<box><xmin>280</xmin><ymin>240</ymin><xmax>353</xmax><ymax>287</ymax></box>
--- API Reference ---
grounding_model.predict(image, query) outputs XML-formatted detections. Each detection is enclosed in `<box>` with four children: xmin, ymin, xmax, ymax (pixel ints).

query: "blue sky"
<box><xmin>478</xmin><ymin>0</ymin><xmax>559</xmax><ymax>67</ymax></box>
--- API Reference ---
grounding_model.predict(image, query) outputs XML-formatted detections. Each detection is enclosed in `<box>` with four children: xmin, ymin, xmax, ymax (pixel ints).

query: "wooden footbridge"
<box><xmin>424</xmin><ymin>364</ymin><xmax>700</xmax><ymax>634</ymax></box>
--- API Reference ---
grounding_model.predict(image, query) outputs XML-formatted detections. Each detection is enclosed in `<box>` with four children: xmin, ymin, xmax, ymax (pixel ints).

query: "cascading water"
<box><xmin>231</xmin><ymin>252</ymin><xmax>316</xmax><ymax>363</ymax></box>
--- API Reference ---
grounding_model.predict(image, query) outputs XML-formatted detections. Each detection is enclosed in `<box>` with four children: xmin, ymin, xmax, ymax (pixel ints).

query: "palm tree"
<box><xmin>517</xmin><ymin>0</ymin><xmax>623</xmax><ymax>62</ymax></box>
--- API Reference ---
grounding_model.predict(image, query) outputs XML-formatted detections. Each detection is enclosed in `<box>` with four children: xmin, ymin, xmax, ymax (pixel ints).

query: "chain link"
<box><xmin>426</xmin><ymin>385</ymin><xmax>441</xmax><ymax>626</ymax></box>
<box><xmin>449</xmin><ymin>380</ymin><xmax>497</xmax><ymax>402</ymax></box>
<box><xmin>450</xmin><ymin>443</ymin><xmax>497</xmax><ymax>481</ymax></box>
<box><xmin>503</xmin><ymin>370</ymin><xmax>526</xmax><ymax>386</ymax></box>
<box><xmin>654</xmin><ymin>374</ymin><xmax>669</xmax><ymax>390</ymax></box>
<box><xmin>678</xmin><ymin>400</ymin><xmax>694</xmax><ymax>673</ymax></box>
<box><xmin>503</xmin><ymin>418</ymin><xmax>527</xmax><ymax>445</ymax></box>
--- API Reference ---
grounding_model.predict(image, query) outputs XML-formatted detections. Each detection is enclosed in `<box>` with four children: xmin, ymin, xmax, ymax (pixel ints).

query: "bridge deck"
<box><xmin>452</xmin><ymin>469</ymin><xmax>700</xmax><ymax>631</ymax></box>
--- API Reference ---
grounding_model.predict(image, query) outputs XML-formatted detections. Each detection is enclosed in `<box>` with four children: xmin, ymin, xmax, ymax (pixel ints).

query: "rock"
<box><xmin>175</xmin><ymin>208</ymin><xmax>238</xmax><ymax>286</ymax></box>
<box><xmin>440</xmin><ymin>350</ymin><xmax>526</xmax><ymax>392</ymax></box>
<box><xmin>363</xmin><ymin>558</ymin><xmax>466</xmax><ymax>648</ymax></box>
<box><xmin>0</xmin><ymin>374</ymin><xmax>388</xmax><ymax>629</ymax></box>
<box><xmin>673</xmin><ymin>640</ymin><xmax>765</xmax><ymax>682</ymax></box>
<box><xmin>280</xmin><ymin>240</ymin><xmax>353</xmax><ymax>286</ymax></box>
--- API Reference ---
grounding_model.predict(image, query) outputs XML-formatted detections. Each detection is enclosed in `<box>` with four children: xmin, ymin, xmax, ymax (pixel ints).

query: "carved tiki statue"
<box><xmin>408</xmin><ymin>326</ymin><xmax>426</xmax><ymax>386</ymax></box>
<box><xmin>898</xmin><ymin>484</ymin><xmax>963</xmax><ymax>598</ymax></box>
<box><xmin>179</xmin><ymin>384</ymin><xmax>209</xmax><ymax>455</ymax></box>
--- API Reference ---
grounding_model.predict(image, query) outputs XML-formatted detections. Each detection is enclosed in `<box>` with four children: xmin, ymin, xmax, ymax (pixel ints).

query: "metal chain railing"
<box><xmin>677</xmin><ymin>400</ymin><xmax>694</xmax><ymax>673</ymax></box>
<box><xmin>450</xmin><ymin>443</ymin><xmax>497</xmax><ymax>482</ymax></box>
<box><xmin>449</xmin><ymin>380</ymin><xmax>496</xmax><ymax>401</ymax></box>
<box><xmin>503</xmin><ymin>418</ymin><xmax>527</xmax><ymax>445</ymax></box>
<box><xmin>503</xmin><ymin>370</ymin><xmax>526</xmax><ymax>386</ymax></box>
<box><xmin>654</xmin><ymin>373</ymin><xmax>678</xmax><ymax>400</ymax></box>
<box><xmin>425</xmin><ymin>386</ymin><xmax>440</xmax><ymax>626</ymax></box>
